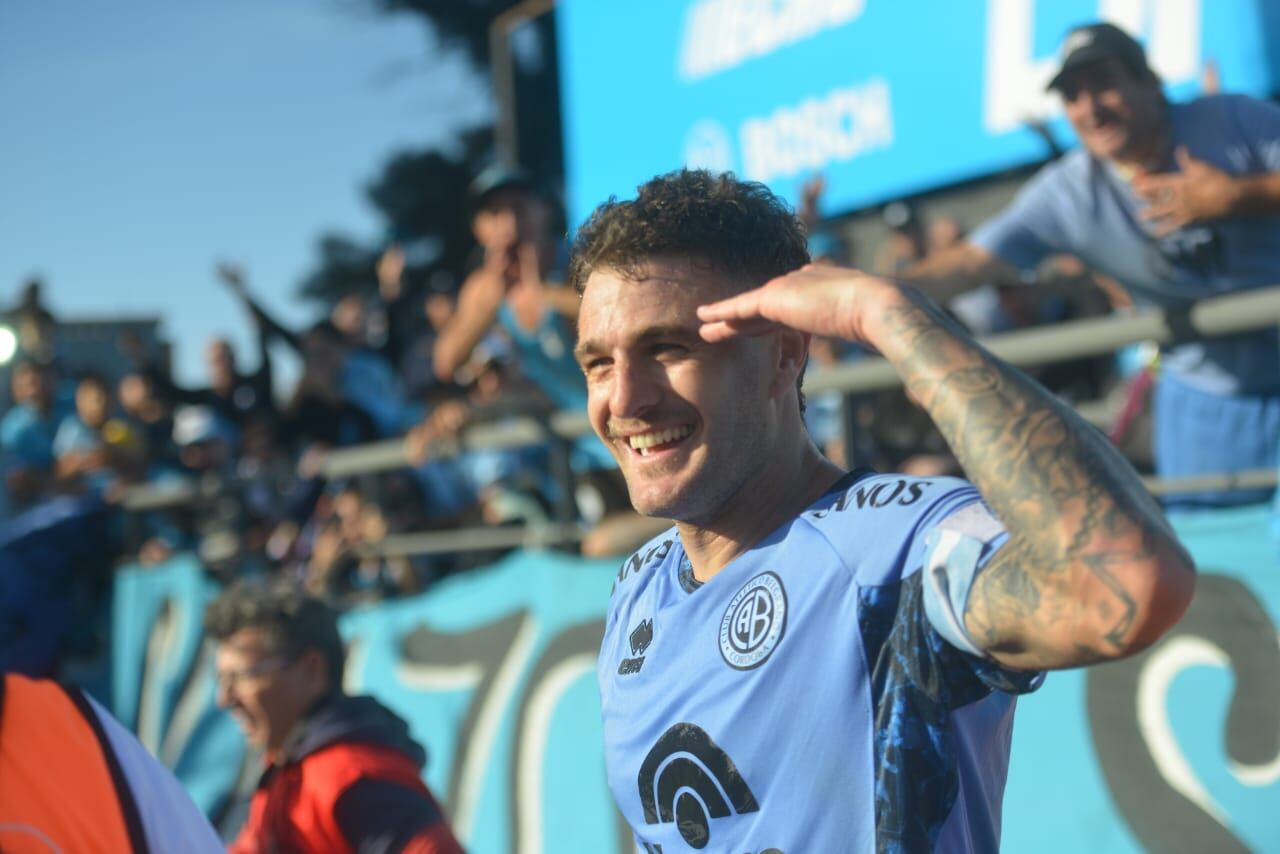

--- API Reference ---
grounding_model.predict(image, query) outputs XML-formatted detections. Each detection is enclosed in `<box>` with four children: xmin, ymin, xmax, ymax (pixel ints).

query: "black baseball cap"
<box><xmin>1046</xmin><ymin>22</ymin><xmax>1152</xmax><ymax>92</ymax></box>
<box><xmin>468</xmin><ymin>164</ymin><xmax>537</xmax><ymax>212</ymax></box>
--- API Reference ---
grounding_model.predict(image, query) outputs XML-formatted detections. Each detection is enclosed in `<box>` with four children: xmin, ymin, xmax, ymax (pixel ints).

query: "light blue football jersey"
<box><xmin>598</xmin><ymin>471</ymin><xmax>1043</xmax><ymax>853</ymax></box>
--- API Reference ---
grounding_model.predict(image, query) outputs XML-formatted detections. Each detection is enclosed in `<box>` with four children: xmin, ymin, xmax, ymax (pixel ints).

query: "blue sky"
<box><xmin>0</xmin><ymin>0</ymin><xmax>490</xmax><ymax>385</ymax></box>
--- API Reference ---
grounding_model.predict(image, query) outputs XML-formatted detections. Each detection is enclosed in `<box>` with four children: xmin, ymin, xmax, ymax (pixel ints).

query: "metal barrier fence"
<box><xmin>122</xmin><ymin>284</ymin><xmax>1280</xmax><ymax>551</ymax></box>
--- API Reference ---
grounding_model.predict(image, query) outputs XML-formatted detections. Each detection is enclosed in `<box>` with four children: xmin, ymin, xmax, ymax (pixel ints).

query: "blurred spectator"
<box><xmin>53</xmin><ymin>373</ymin><xmax>145</xmax><ymax>490</ymax></box>
<box><xmin>402</xmin><ymin>289</ymin><xmax>458</xmax><ymax>399</ymax></box>
<box><xmin>9</xmin><ymin>278</ymin><xmax>58</xmax><ymax>364</ymax></box>
<box><xmin>127</xmin><ymin>266</ymin><xmax>278</xmax><ymax>435</ymax></box>
<box><xmin>906</xmin><ymin>22</ymin><xmax>1280</xmax><ymax>505</ymax></box>
<box><xmin>797</xmin><ymin>174</ymin><xmax>852</xmax><ymax>265</ymax></box>
<box><xmin>302</xmin><ymin>483</ymin><xmax>421</xmax><ymax>603</ymax></box>
<box><xmin>407</xmin><ymin>348</ymin><xmax>559</xmax><ymax>549</ymax></box>
<box><xmin>873</xmin><ymin>201</ymin><xmax>928</xmax><ymax>274</ymax></box>
<box><xmin>1</xmin><ymin>360</ymin><xmax>63</xmax><ymax>509</ymax></box>
<box><xmin>433</xmin><ymin>165</ymin><xmax>585</xmax><ymax>413</ymax></box>
<box><xmin>173</xmin><ymin>405</ymin><xmax>237</xmax><ymax>477</ymax></box>
<box><xmin>279</xmin><ymin>322</ymin><xmax>381</xmax><ymax>449</ymax></box>
<box><xmin>117</xmin><ymin>369</ymin><xmax>180</xmax><ymax>473</ymax></box>
<box><xmin>205</xmin><ymin>582</ymin><xmax>463</xmax><ymax>854</ymax></box>
<box><xmin>228</xmin><ymin>263</ymin><xmax>406</xmax><ymax>438</ymax></box>
<box><xmin>135</xmin><ymin>405</ymin><xmax>245</xmax><ymax>576</ymax></box>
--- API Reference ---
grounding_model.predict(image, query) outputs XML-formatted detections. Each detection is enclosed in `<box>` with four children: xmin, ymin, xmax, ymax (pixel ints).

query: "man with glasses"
<box><xmin>205</xmin><ymin>582</ymin><xmax>462</xmax><ymax>853</ymax></box>
<box><xmin>907</xmin><ymin>21</ymin><xmax>1280</xmax><ymax>506</ymax></box>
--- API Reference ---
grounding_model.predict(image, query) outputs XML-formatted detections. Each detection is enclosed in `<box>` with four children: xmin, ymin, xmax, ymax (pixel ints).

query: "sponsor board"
<box><xmin>557</xmin><ymin>0</ymin><xmax>1280</xmax><ymax>223</ymax></box>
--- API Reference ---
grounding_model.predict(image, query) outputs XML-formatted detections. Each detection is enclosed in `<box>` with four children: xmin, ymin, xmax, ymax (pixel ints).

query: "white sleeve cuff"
<box><xmin>922</xmin><ymin>502</ymin><xmax>1006</xmax><ymax>657</ymax></box>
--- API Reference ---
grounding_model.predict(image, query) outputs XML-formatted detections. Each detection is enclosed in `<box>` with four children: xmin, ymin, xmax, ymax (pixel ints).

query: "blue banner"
<box><xmin>112</xmin><ymin>504</ymin><xmax>1280</xmax><ymax>851</ymax></box>
<box><xmin>556</xmin><ymin>0</ymin><xmax>1280</xmax><ymax>223</ymax></box>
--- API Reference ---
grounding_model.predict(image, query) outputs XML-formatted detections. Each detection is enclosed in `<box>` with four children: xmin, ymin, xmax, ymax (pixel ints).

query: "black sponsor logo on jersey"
<box><xmin>619</xmin><ymin>618</ymin><xmax>654</xmax><ymax>676</ymax></box>
<box><xmin>810</xmin><ymin>479</ymin><xmax>931</xmax><ymax>519</ymax></box>
<box><xmin>614</xmin><ymin>539</ymin><xmax>676</xmax><ymax>595</ymax></box>
<box><xmin>631</xmin><ymin>618</ymin><xmax>654</xmax><ymax>655</ymax></box>
<box><xmin>637</xmin><ymin>723</ymin><xmax>759</xmax><ymax>849</ymax></box>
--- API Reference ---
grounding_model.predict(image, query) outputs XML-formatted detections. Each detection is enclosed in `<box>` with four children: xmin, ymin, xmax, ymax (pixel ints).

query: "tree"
<box><xmin>296</xmin><ymin>1</ymin><xmax>563</xmax><ymax>307</ymax></box>
<box><xmin>297</xmin><ymin>128</ymin><xmax>493</xmax><ymax>305</ymax></box>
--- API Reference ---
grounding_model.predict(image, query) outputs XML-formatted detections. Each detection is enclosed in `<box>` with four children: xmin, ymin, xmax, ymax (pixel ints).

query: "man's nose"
<box><xmin>609</xmin><ymin>359</ymin><xmax>661</xmax><ymax>419</ymax></box>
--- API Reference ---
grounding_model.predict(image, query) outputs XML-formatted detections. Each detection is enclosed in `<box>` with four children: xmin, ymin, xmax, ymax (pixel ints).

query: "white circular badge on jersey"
<box><xmin>719</xmin><ymin>571</ymin><xmax>787</xmax><ymax>670</ymax></box>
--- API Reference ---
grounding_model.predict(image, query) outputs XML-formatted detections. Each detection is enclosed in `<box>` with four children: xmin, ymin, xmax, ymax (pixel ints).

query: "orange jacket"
<box><xmin>0</xmin><ymin>673</ymin><xmax>222</xmax><ymax>853</ymax></box>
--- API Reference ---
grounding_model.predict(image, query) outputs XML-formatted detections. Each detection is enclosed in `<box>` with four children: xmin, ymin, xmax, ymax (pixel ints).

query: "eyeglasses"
<box><xmin>215</xmin><ymin>654</ymin><xmax>295</xmax><ymax>691</ymax></box>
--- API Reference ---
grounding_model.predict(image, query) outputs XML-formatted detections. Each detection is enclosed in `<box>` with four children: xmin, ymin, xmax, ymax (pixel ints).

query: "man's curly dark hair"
<box><xmin>567</xmin><ymin>169</ymin><xmax>810</xmax><ymax>294</ymax></box>
<box><xmin>204</xmin><ymin>581</ymin><xmax>346</xmax><ymax>689</ymax></box>
<box><xmin>569</xmin><ymin>169</ymin><xmax>812</xmax><ymax>410</ymax></box>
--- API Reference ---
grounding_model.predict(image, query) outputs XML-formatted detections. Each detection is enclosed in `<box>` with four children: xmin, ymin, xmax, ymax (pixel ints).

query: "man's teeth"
<box><xmin>628</xmin><ymin>425</ymin><xmax>693</xmax><ymax>451</ymax></box>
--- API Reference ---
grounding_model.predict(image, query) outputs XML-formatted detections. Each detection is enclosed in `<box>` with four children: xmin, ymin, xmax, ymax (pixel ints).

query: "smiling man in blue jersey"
<box><xmin>570</xmin><ymin>170</ymin><xmax>1195</xmax><ymax>853</ymax></box>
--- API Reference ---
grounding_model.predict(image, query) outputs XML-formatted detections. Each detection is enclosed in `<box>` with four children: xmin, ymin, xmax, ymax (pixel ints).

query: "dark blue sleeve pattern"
<box><xmin>859</xmin><ymin>572</ymin><xmax>1040</xmax><ymax>853</ymax></box>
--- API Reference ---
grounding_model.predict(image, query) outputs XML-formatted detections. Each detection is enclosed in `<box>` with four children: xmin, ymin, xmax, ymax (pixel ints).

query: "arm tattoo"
<box><xmin>878</xmin><ymin>290</ymin><xmax>1182</xmax><ymax>662</ymax></box>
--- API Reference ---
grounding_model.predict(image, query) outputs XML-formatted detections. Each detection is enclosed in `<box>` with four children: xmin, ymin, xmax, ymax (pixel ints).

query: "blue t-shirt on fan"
<box><xmin>971</xmin><ymin>94</ymin><xmax>1280</xmax><ymax>397</ymax></box>
<box><xmin>599</xmin><ymin>471</ymin><xmax>1042</xmax><ymax>853</ymax></box>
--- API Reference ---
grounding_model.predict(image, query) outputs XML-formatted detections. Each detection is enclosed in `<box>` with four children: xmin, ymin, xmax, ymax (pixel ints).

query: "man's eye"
<box><xmin>651</xmin><ymin>342</ymin><xmax>685</xmax><ymax>356</ymax></box>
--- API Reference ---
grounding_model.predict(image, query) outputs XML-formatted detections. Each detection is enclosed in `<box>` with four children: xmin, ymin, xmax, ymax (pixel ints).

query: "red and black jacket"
<box><xmin>230</xmin><ymin>693</ymin><xmax>463</xmax><ymax>854</ymax></box>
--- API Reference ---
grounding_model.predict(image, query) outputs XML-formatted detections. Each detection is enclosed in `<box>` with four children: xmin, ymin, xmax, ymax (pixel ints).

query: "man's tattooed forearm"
<box><xmin>878</xmin><ymin>291</ymin><xmax>1170</xmax><ymax>657</ymax></box>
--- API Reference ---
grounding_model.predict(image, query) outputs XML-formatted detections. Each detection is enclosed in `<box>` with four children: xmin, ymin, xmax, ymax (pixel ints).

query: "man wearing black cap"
<box><xmin>907</xmin><ymin>21</ymin><xmax>1280</xmax><ymax>507</ymax></box>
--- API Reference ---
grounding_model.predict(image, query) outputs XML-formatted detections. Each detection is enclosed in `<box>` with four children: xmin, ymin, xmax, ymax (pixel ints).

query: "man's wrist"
<box><xmin>851</xmin><ymin>276</ymin><xmax>919</xmax><ymax>350</ymax></box>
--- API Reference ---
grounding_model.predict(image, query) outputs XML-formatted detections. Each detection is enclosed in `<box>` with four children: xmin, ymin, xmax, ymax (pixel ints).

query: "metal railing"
<box><xmin>316</xmin><ymin>284</ymin><xmax>1280</xmax><ymax>472</ymax></box>
<box><xmin>121</xmin><ymin>284</ymin><xmax>1280</xmax><ymax>550</ymax></box>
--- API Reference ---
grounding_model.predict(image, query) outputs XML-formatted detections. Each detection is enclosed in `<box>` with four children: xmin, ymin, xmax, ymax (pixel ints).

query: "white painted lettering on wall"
<box><xmin>678</xmin><ymin>0</ymin><xmax>866</xmax><ymax>81</ymax></box>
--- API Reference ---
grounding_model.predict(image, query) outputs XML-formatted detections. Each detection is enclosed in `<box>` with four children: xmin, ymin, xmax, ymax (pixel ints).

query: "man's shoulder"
<box><xmin>1175</xmin><ymin>93</ymin><xmax>1280</xmax><ymax>138</ymax></box>
<box><xmin>802</xmin><ymin>471</ymin><xmax>975</xmax><ymax>524</ymax></box>
<box><xmin>797</xmin><ymin>472</ymin><xmax>984</xmax><ymax>582</ymax></box>
<box><xmin>291</xmin><ymin>736</ymin><xmax>426</xmax><ymax>808</ymax></box>
<box><xmin>1178</xmin><ymin>92</ymin><xmax>1271</xmax><ymax>115</ymax></box>
<box><xmin>1025</xmin><ymin>147</ymin><xmax>1095</xmax><ymax>192</ymax></box>
<box><xmin>610</xmin><ymin>526</ymin><xmax>679</xmax><ymax>601</ymax></box>
<box><xmin>0</xmin><ymin>405</ymin><xmax>34</xmax><ymax>433</ymax></box>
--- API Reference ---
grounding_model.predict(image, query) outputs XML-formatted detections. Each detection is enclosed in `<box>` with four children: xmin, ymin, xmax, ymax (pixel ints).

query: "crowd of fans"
<box><xmin>0</xmin><ymin>151</ymin><xmax>1263</xmax><ymax>676</ymax></box>
<box><xmin>0</xmin><ymin>167</ymin><xmax>680</xmax><ymax>677</ymax></box>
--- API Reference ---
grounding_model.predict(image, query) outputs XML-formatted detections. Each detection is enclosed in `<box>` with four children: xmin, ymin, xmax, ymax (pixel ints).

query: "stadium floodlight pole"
<box><xmin>489</xmin><ymin>0</ymin><xmax>557</xmax><ymax>167</ymax></box>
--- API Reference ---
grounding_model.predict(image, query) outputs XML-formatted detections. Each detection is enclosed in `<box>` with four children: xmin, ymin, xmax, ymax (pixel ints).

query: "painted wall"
<box><xmin>112</xmin><ymin>504</ymin><xmax>1280</xmax><ymax>852</ymax></box>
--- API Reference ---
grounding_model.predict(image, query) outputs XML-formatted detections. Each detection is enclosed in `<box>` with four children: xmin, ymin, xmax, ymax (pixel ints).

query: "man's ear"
<box><xmin>299</xmin><ymin>649</ymin><xmax>331</xmax><ymax>694</ymax></box>
<box><xmin>770</xmin><ymin>329</ymin><xmax>810</xmax><ymax>400</ymax></box>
